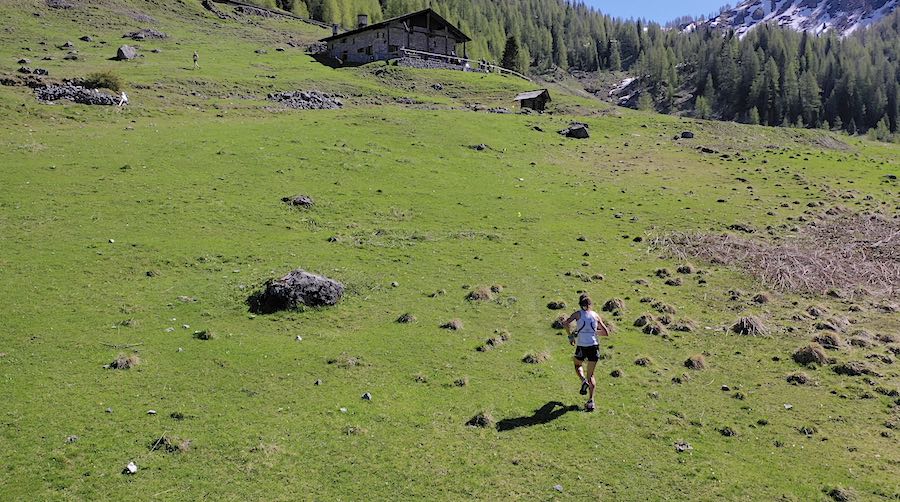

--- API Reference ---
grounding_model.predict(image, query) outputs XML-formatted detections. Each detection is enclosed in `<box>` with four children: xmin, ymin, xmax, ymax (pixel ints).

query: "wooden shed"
<box><xmin>514</xmin><ymin>89</ymin><xmax>551</xmax><ymax>111</ymax></box>
<box><xmin>320</xmin><ymin>8</ymin><xmax>471</xmax><ymax>65</ymax></box>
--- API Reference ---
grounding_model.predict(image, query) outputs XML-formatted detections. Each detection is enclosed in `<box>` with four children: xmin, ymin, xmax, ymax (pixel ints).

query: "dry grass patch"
<box><xmin>731</xmin><ymin>316</ymin><xmax>767</xmax><ymax>336</ymax></box>
<box><xmin>684</xmin><ymin>354</ymin><xmax>707</xmax><ymax>370</ymax></box>
<box><xmin>327</xmin><ymin>352</ymin><xmax>365</xmax><ymax>368</ymax></box>
<box><xmin>441</xmin><ymin>319</ymin><xmax>463</xmax><ymax>331</ymax></box>
<box><xmin>107</xmin><ymin>353</ymin><xmax>140</xmax><ymax>370</ymax></box>
<box><xmin>792</xmin><ymin>343</ymin><xmax>832</xmax><ymax>366</ymax></box>
<box><xmin>522</xmin><ymin>351</ymin><xmax>550</xmax><ymax>364</ymax></box>
<box><xmin>466</xmin><ymin>287</ymin><xmax>494</xmax><ymax>302</ymax></box>
<box><xmin>466</xmin><ymin>411</ymin><xmax>495</xmax><ymax>428</ymax></box>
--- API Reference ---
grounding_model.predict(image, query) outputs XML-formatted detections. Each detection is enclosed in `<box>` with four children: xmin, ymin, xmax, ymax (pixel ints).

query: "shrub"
<box><xmin>83</xmin><ymin>71</ymin><xmax>124</xmax><ymax>92</ymax></box>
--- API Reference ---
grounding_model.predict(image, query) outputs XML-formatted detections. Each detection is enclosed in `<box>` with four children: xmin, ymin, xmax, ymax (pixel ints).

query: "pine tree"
<box><xmin>500</xmin><ymin>36</ymin><xmax>523</xmax><ymax>72</ymax></box>
<box><xmin>608</xmin><ymin>40</ymin><xmax>622</xmax><ymax>71</ymax></box>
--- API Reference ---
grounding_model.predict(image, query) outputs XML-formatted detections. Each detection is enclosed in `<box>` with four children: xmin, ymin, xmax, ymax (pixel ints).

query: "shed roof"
<box><xmin>514</xmin><ymin>89</ymin><xmax>551</xmax><ymax>101</ymax></box>
<box><xmin>321</xmin><ymin>8</ymin><xmax>471</xmax><ymax>43</ymax></box>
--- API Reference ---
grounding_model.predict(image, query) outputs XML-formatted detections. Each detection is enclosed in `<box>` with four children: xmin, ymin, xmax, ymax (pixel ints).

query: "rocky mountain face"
<box><xmin>688</xmin><ymin>0</ymin><xmax>899</xmax><ymax>36</ymax></box>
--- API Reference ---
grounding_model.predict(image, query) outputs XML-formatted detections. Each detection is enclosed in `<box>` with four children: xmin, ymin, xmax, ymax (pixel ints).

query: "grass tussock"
<box><xmin>522</xmin><ymin>351</ymin><xmax>550</xmax><ymax>364</ymax></box>
<box><xmin>327</xmin><ymin>352</ymin><xmax>364</xmax><ymax>368</ymax></box>
<box><xmin>684</xmin><ymin>354</ymin><xmax>707</xmax><ymax>370</ymax></box>
<box><xmin>466</xmin><ymin>411</ymin><xmax>494</xmax><ymax>428</ymax></box>
<box><xmin>731</xmin><ymin>316</ymin><xmax>767</xmax><ymax>336</ymax></box>
<box><xmin>440</xmin><ymin>319</ymin><xmax>463</xmax><ymax>331</ymax></box>
<box><xmin>792</xmin><ymin>343</ymin><xmax>832</xmax><ymax>366</ymax></box>
<box><xmin>148</xmin><ymin>435</ymin><xmax>191</xmax><ymax>454</ymax></box>
<box><xmin>83</xmin><ymin>70</ymin><xmax>124</xmax><ymax>92</ymax></box>
<box><xmin>466</xmin><ymin>287</ymin><xmax>494</xmax><ymax>302</ymax></box>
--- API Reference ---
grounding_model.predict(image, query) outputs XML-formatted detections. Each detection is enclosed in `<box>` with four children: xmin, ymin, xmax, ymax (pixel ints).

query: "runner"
<box><xmin>563</xmin><ymin>294</ymin><xmax>610</xmax><ymax>411</ymax></box>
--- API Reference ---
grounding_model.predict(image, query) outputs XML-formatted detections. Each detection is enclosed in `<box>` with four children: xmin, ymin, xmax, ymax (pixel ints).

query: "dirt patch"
<box><xmin>752</xmin><ymin>293</ymin><xmax>771</xmax><ymax>304</ymax></box>
<box><xmin>813</xmin><ymin>333</ymin><xmax>845</xmax><ymax>350</ymax></box>
<box><xmin>634</xmin><ymin>314</ymin><xmax>654</xmax><ymax>327</ymax></box>
<box><xmin>833</xmin><ymin>361</ymin><xmax>876</xmax><ymax>377</ymax></box>
<box><xmin>671</xmin><ymin>319</ymin><xmax>697</xmax><ymax>332</ymax></box>
<box><xmin>643</xmin><ymin>322</ymin><xmax>666</xmax><ymax>336</ymax></box>
<box><xmin>466</xmin><ymin>411</ymin><xmax>495</xmax><ymax>428</ymax></box>
<box><xmin>792</xmin><ymin>343</ymin><xmax>832</xmax><ymax>366</ymax></box>
<box><xmin>731</xmin><ymin>316</ymin><xmax>767</xmax><ymax>336</ymax></box>
<box><xmin>247</xmin><ymin>269</ymin><xmax>343</xmax><ymax>314</ymax></box>
<box><xmin>786</xmin><ymin>372</ymin><xmax>811</xmax><ymax>385</ymax></box>
<box><xmin>326</xmin><ymin>352</ymin><xmax>364</xmax><ymax>368</ymax></box>
<box><xmin>148</xmin><ymin>435</ymin><xmax>191</xmax><ymax>454</ymax></box>
<box><xmin>441</xmin><ymin>319</ymin><xmax>463</xmax><ymax>331</ymax></box>
<box><xmin>547</xmin><ymin>301</ymin><xmax>567</xmax><ymax>310</ymax></box>
<box><xmin>677</xmin><ymin>264</ymin><xmax>695</xmax><ymax>274</ymax></box>
<box><xmin>282</xmin><ymin>194</ymin><xmax>314</xmax><ymax>208</ymax></box>
<box><xmin>107</xmin><ymin>353</ymin><xmax>140</xmax><ymax>370</ymax></box>
<box><xmin>602</xmin><ymin>298</ymin><xmax>625</xmax><ymax>312</ymax></box>
<box><xmin>652</xmin><ymin>302</ymin><xmax>676</xmax><ymax>314</ymax></box>
<box><xmin>684</xmin><ymin>354</ymin><xmax>707</xmax><ymax>370</ymax></box>
<box><xmin>634</xmin><ymin>356</ymin><xmax>653</xmax><ymax>366</ymax></box>
<box><xmin>476</xmin><ymin>329</ymin><xmax>510</xmax><ymax>352</ymax></box>
<box><xmin>655</xmin><ymin>212</ymin><xmax>900</xmax><ymax>298</ymax></box>
<box><xmin>551</xmin><ymin>316</ymin><xmax>567</xmax><ymax>329</ymax></box>
<box><xmin>466</xmin><ymin>287</ymin><xmax>494</xmax><ymax>302</ymax></box>
<box><xmin>396</xmin><ymin>313</ymin><xmax>416</xmax><ymax>324</ymax></box>
<box><xmin>522</xmin><ymin>351</ymin><xmax>550</xmax><ymax>364</ymax></box>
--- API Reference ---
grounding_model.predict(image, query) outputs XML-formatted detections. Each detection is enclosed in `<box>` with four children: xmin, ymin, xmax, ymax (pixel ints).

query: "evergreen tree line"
<box><xmin>251</xmin><ymin>0</ymin><xmax>900</xmax><ymax>135</ymax></box>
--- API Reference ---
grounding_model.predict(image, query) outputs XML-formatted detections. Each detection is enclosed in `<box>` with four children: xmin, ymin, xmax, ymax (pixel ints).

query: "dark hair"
<box><xmin>579</xmin><ymin>294</ymin><xmax>592</xmax><ymax>309</ymax></box>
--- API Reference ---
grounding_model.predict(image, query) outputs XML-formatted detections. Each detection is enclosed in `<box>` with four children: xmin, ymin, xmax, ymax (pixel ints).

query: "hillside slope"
<box><xmin>0</xmin><ymin>1</ymin><xmax>898</xmax><ymax>500</ymax></box>
<box><xmin>694</xmin><ymin>0</ymin><xmax>900</xmax><ymax>36</ymax></box>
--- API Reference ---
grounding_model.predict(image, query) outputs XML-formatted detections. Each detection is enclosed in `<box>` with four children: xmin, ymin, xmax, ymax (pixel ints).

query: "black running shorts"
<box><xmin>574</xmin><ymin>345</ymin><xmax>600</xmax><ymax>362</ymax></box>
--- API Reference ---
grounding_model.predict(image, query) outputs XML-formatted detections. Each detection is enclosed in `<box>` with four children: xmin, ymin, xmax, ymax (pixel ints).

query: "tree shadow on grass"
<box><xmin>496</xmin><ymin>401</ymin><xmax>580</xmax><ymax>432</ymax></box>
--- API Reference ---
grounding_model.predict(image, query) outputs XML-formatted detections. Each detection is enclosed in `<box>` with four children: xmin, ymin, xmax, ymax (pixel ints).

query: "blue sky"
<box><xmin>584</xmin><ymin>0</ymin><xmax>730</xmax><ymax>23</ymax></box>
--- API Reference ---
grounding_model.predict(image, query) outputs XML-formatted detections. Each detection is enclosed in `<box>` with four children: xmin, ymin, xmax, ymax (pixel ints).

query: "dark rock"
<box><xmin>559</xmin><ymin>122</ymin><xmax>590</xmax><ymax>139</ymax></box>
<box><xmin>247</xmin><ymin>269</ymin><xmax>344</xmax><ymax>313</ymax></box>
<box><xmin>680</xmin><ymin>131</ymin><xmax>694</xmax><ymax>139</ymax></box>
<box><xmin>17</xmin><ymin>58</ymin><xmax>30</xmax><ymax>64</ymax></box>
<box><xmin>35</xmin><ymin>84</ymin><xmax>117</xmax><ymax>105</ymax></box>
<box><xmin>267</xmin><ymin>90</ymin><xmax>342</xmax><ymax>110</ymax></box>
<box><xmin>833</xmin><ymin>361</ymin><xmax>875</xmax><ymax>377</ymax></box>
<box><xmin>281</xmin><ymin>194</ymin><xmax>314</xmax><ymax>208</ymax></box>
<box><xmin>116</xmin><ymin>45</ymin><xmax>138</xmax><ymax>60</ymax></box>
<box><xmin>123</xmin><ymin>29</ymin><xmax>167</xmax><ymax>40</ymax></box>
<box><xmin>79</xmin><ymin>35</ymin><xmax>93</xmax><ymax>42</ymax></box>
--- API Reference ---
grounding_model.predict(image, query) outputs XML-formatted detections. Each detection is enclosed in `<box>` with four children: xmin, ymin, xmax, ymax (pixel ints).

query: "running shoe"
<box><xmin>579</xmin><ymin>380</ymin><xmax>589</xmax><ymax>395</ymax></box>
<box><xmin>585</xmin><ymin>400</ymin><xmax>595</xmax><ymax>412</ymax></box>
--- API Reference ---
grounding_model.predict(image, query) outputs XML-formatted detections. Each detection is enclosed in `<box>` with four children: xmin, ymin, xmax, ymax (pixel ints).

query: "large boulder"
<box><xmin>116</xmin><ymin>45</ymin><xmax>138</xmax><ymax>60</ymax></box>
<box><xmin>247</xmin><ymin>269</ymin><xmax>343</xmax><ymax>313</ymax></box>
<box><xmin>559</xmin><ymin>122</ymin><xmax>590</xmax><ymax>139</ymax></box>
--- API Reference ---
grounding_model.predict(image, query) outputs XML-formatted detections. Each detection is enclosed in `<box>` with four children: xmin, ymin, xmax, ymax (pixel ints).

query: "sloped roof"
<box><xmin>321</xmin><ymin>8</ymin><xmax>471</xmax><ymax>43</ymax></box>
<box><xmin>514</xmin><ymin>89</ymin><xmax>550</xmax><ymax>101</ymax></box>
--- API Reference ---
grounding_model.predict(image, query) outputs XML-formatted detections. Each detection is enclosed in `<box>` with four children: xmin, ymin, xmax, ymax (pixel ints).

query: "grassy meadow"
<box><xmin>0</xmin><ymin>1</ymin><xmax>898</xmax><ymax>500</ymax></box>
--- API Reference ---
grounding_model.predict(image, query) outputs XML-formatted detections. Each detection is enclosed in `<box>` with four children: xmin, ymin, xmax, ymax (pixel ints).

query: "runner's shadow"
<box><xmin>496</xmin><ymin>401</ymin><xmax>580</xmax><ymax>432</ymax></box>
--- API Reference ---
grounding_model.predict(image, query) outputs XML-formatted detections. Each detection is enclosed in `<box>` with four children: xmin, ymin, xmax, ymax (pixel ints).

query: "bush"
<box><xmin>83</xmin><ymin>71</ymin><xmax>124</xmax><ymax>92</ymax></box>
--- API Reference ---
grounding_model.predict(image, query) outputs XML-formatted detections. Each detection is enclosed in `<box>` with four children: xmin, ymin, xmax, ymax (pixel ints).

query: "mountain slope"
<box><xmin>694</xmin><ymin>0</ymin><xmax>899</xmax><ymax>36</ymax></box>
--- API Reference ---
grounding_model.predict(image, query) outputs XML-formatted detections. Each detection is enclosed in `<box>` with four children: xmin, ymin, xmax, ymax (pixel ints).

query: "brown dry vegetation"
<box><xmin>655</xmin><ymin>213</ymin><xmax>900</xmax><ymax>298</ymax></box>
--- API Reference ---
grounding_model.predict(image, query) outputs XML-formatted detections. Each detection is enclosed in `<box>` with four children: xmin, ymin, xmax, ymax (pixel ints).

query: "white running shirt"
<box><xmin>575</xmin><ymin>309</ymin><xmax>599</xmax><ymax>347</ymax></box>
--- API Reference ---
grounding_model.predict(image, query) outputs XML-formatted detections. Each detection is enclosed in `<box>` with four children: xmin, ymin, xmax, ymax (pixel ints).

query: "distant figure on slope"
<box><xmin>563</xmin><ymin>294</ymin><xmax>610</xmax><ymax>412</ymax></box>
<box><xmin>117</xmin><ymin>91</ymin><xmax>128</xmax><ymax>107</ymax></box>
<box><xmin>193</xmin><ymin>50</ymin><xmax>199</xmax><ymax>69</ymax></box>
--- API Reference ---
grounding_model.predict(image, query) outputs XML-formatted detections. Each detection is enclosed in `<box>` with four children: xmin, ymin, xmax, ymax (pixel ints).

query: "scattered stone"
<box><xmin>247</xmin><ymin>269</ymin><xmax>344</xmax><ymax>313</ymax></box>
<box><xmin>547</xmin><ymin>301</ymin><xmax>566</xmax><ymax>310</ymax></box>
<box><xmin>471</xmin><ymin>143</ymin><xmax>488</xmax><ymax>151</ymax></box>
<box><xmin>391</xmin><ymin>281</ymin><xmax>400</xmax><ymax>288</ymax></box>
<box><xmin>684</xmin><ymin>354</ymin><xmax>706</xmax><ymax>370</ymax></box>
<box><xmin>79</xmin><ymin>36</ymin><xmax>92</xmax><ymax>42</ymax></box>
<box><xmin>652</xmin><ymin>301</ymin><xmax>676</xmax><ymax>314</ymax></box>
<box><xmin>671</xmin><ymin>319</ymin><xmax>697</xmax><ymax>332</ymax></box>
<box><xmin>193</xmin><ymin>330</ymin><xmax>214</xmax><ymax>340</ymax></box>
<box><xmin>559</xmin><ymin>122</ymin><xmax>589</xmax><ymax>139</ymax></box>
<box><xmin>327</xmin><ymin>352</ymin><xmax>363</xmax><ymax>368</ymax></box>
<box><xmin>361</xmin><ymin>392</ymin><xmax>372</xmax><ymax>401</ymax></box>
<box><xmin>106</xmin><ymin>407</ymin><xmax>113</xmax><ymax>413</ymax></box>
<box><xmin>553</xmin><ymin>484</ymin><xmax>564</xmax><ymax>493</ymax></box>
<box><xmin>466</xmin><ymin>411</ymin><xmax>494</xmax><ymax>428</ymax></box>
<box><xmin>676</xmin><ymin>264</ymin><xmax>695</xmax><ymax>274</ymax></box>
<box><xmin>665</xmin><ymin>277</ymin><xmax>683</xmax><ymax>286</ymax></box>
<box><xmin>551</xmin><ymin>316</ymin><xmax>566</xmax><ymax>329</ymax></box>
<box><xmin>123</xmin><ymin>29</ymin><xmax>167</xmax><ymax>40</ymax></box>
<box><xmin>655</xmin><ymin>268</ymin><xmax>671</xmax><ymax>278</ymax></box>
<box><xmin>268</xmin><ymin>90</ymin><xmax>342</xmax><ymax>109</ymax></box>
<box><xmin>122</xmin><ymin>461</ymin><xmax>138</xmax><ymax>475</ymax></box>
<box><xmin>731</xmin><ymin>316</ymin><xmax>767</xmax><ymax>336</ymax></box>
<box><xmin>718</xmin><ymin>426</ymin><xmax>737</xmax><ymax>437</ymax></box>
<box><xmin>610</xmin><ymin>369</ymin><xmax>623</xmax><ymax>378</ymax></box>
<box><xmin>281</xmin><ymin>194</ymin><xmax>314</xmax><ymax>208</ymax></box>
<box><xmin>116</xmin><ymin>45</ymin><xmax>138</xmax><ymax>60</ymax></box>
<box><xmin>65</xmin><ymin>435</ymin><xmax>78</xmax><ymax>444</ymax></box>
<box><xmin>396</xmin><ymin>313</ymin><xmax>416</xmax><ymax>324</ymax></box>
<box><xmin>674</xmin><ymin>439</ymin><xmax>693</xmax><ymax>452</ymax></box>
<box><xmin>46</xmin><ymin>0</ymin><xmax>75</xmax><ymax>8</ymax></box>
<box><xmin>314</xmin><ymin>379</ymin><xmax>322</xmax><ymax>385</ymax></box>
<box><xmin>643</xmin><ymin>322</ymin><xmax>666</xmax><ymax>336</ymax></box>
<box><xmin>827</xmin><ymin>487</ymin><xmax>855</xmax><ymax>502</ymax></box>
<box><xmin>792</xmin><ymin>343</ymin><xmax>831</xmax><ymax>366</ymax></box>
<box><xmin>728</xmin><ymin>223</ymin><xmax>756</xmax><ymax>233</ymax></box>
<box><xmin>680</xmin><ymin>131</ymin><xmax>694</xmax><ymax>139</ymax></box>
<box><xmin>453</xmin><ymin>376</ymin><xmax>469</xmax><ymax>387</ymax></box>
<box><xmin>721</xmin><ymin>385</ymin><xmax>731</xmax><ymax>391</ymax></box>
<box><xmin>441</xmin><ymin>319</ymin><xmax>463</xmax><ymax>331</ymax></box>
<box><xmin>35</xmin><ymin>84</ymin><xmax>118</xmax><ymax>105</ymax></box>
<box><xmin>148</xmin><ymin>435</ymin><xmax>191</xmax><ymax>453</ymax></box>
<box><xmin>147</xmin><ymin>410</ymin><xmax>157</xmax><ymax>415</ymax></box>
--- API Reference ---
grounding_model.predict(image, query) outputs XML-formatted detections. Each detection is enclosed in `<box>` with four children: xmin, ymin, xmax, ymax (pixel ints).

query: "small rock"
<box><xmin>314</xmin><ymin>379</ymin><xmax>322</xmax><ymax>386</ymax></box>
<box><xmin>553</xmin><ymin>484</ymin><xmax>564</xmax><ymax>493</ymax></box>
<box><xmin>116</xmin><ymin>45</ymin><xmax>138</xmax><ymax>60</ymax></box>
<box><xmin>105</xmin><ymin>407</ymin><xmax>113</xmax><ymax>413</ymax></box>
<box><xmin>680</xmin><ymin>131</ymin><xmax>695</xmax><ymax>139</ymax></box>
<box><xmin>122</xmin><ymin>461</ymin><xmax>138</xmax><ymax>475</ymax></box>
<box><xmin>164</xmin><ymin>327</ymin><xmax>175</xmax><ymax>333</ymax></box>
<box><xmin>65</xmin><ymin>435</ymin><xmax>78</xmax><ymax>444</ymax></box>
<box><xmin>361</xmin><ymin>392</ymin><xmax>372</xmax><ymax>401</ymax></box>
<box><xmin>295</xmin><ymin>336</ymin><xmax>302</xmax><ymax>342</ymax></box>
<box><xmin>339</xmin><ymin>407</ymin><xmax>347</xmax><ymax>413</ymax></box>
<box><xmin>108</xmin><ymin>239</ymin><xmax>115</xmax><ymax>243</ymax></box>
<box><xmin>390</xmin><ymin>281</ymin><xmax>399</xmax><ymax>287</ymax></box>
<box><xmin>147</xmin><ymin>410</ymin><xmax>157</xmax><ymax>415</ymax></box>
<box><xmin>176</xmin><ymin>347</ymin><xmax>184</xmax><ymax>352</ymax></box>
<box><xmin>182</xmin><ymin>324</ymin><xmax>190</xmax><ymax>329</ymax></box>
<box><xmin>784</xmin><ymin>404</ymin><xmax>793</xmax><ymax>410</ymax></box>
<box><xmin>674</xmin><ymin>439</ymin><xmax>693</xmax><ymax>452</ymax></box>
<box><xmin>79</xmin><ymin>35</ymin><xmax>93</xmax><ymax>42</ymax></box>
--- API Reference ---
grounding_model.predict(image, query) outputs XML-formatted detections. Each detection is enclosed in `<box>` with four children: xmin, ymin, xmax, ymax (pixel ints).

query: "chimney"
<box><xmin>357</xmin><ymin>14</ymin><xmax>368</xmax><ymax>29</ymax></box>
<box><xmin>332</xmin><ymin>23</ymin><xmax>339</xmax><ymax>36</ymax></box>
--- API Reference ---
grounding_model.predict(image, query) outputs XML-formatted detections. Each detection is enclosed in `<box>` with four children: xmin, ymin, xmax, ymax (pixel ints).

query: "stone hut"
<box><xmin>514</xmin><ymin>89</ymin><xmax>551</xmax><ymax>111</ymax></box>
<box><xmin>320</xmin><ymin>8</ymin><xmax>471</xmax><ymax>64</ymax></box>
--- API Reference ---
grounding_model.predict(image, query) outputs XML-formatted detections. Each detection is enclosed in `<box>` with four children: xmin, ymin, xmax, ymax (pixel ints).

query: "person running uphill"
<box><xmin>563</xmin><ymin>294</ymin><xmax>610</xmax><ymax>412</ymax></box>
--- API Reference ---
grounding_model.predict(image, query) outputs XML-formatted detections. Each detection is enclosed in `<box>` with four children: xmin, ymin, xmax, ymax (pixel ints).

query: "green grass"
<box><xmin>1</xmin><ymin>1</ymin><xmax>899</xmax><ymax>500</ymax></box>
